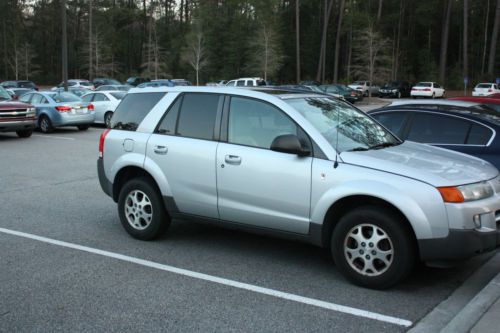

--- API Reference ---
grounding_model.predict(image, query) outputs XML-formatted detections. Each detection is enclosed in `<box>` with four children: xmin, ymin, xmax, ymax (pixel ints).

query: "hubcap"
<box><xmin>41</xmin><ymin>118</ymin><xmax>48</xmax><ymax>132</ymax></box>
<box><xmin>344</xmin><ymin>224</ymin><xmax>394</xmax><ymax>277</ymax></box>
<box><xmin>124</xmin><ymin>190</ymin><xmax>153</xmax><ymax>230</ymax></box>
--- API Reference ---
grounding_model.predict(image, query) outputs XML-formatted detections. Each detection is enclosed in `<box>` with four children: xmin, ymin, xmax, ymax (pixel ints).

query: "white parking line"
<box><xmin>32</xmin><ymin>134</ymin><xmax>75</xmax><ymax>140</ymax></box>
<box><xmin>0</xmin><ymin>227</ymin><xmax>412</xmax><ymax>327</ymax></box>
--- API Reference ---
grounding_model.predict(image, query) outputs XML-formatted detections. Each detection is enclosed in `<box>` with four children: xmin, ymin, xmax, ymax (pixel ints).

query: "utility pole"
<box><xmin>62</xmin><ymin>0</ymin><xmax>68</xmax><ymax>91</ymax></box>
<box><xmin>89</xmin><ymin>0</ymin><xmax>93</xmax><ymax>81</ymax></box>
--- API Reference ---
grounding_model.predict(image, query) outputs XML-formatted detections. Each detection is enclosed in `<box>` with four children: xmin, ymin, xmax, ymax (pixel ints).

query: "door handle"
<box><xmin>225</xmin><ymin>155</ymin><xmax>241</xmax><ymax>165</ymax></box>
<box><xmin>153</xmin><ymin>145</ymin><xmax>168</xmax><ymax>155</ymax></box>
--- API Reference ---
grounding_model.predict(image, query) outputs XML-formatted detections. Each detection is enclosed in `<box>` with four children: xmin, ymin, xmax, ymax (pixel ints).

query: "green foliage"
<box><xmin>0</xmin><ymin>0</ymin><xmax>498</xmax><ymax>87</ymax></box>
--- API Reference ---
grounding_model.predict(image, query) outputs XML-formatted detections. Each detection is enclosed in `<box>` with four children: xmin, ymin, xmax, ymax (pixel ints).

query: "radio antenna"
<box><xmin>333</xmin><ymin>104</ymin><xmax>340</xmax><ymax>169</ymax></box>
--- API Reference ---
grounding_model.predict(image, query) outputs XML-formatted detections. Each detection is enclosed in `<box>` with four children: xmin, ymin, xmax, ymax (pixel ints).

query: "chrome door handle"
<box><xmin>225</xmin><ymin>155</ymin><xmax>241</xmax><ymax>165</ymax></box>
<box><xmin>153</xmin><ymin>145</ymin><xmax>168</xmax><ymax>155</ymax></box>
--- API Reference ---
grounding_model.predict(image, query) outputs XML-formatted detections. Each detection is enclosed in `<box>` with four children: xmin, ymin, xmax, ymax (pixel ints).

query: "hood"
<box><xmin>340</xmin><ymin>141</ymin><xmax>498</xmax><ymax>187</ymax></box>
<box><xmin>0</xmin><ymin>101</ymin><xmax>32</xmax><ymax>110</ymax></box>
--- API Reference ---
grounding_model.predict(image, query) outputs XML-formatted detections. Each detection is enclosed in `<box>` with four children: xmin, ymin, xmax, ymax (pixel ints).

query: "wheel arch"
<box><xmin>113</xmin><ymin>166</ymin><xmax>159</xmax><ymax>202</ymax></box>
<box><xmin>317</xmin><ymin>195</ymin><xmax>419</xmax><ymax>255</ymax></box>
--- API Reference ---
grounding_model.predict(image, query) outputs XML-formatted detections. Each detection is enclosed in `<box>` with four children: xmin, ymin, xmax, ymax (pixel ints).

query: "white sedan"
<box><xmin>410</xmin><ymin>82</ymin><xmax>445</xmax><ymax>99</ymax></box>
<box><xmin>81</xmin><ymin>91</ymin><xmax>126</xmax><ymax>127</ymax></box>
<box><xmin>472</xmin><ymin>83</ymin><xmax>500</xmax><ymax>96</ymax></box>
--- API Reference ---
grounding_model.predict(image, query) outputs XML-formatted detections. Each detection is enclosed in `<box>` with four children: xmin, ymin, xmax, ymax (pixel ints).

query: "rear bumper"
<box><xmin>53</xmin><ymin>113</ymin><xmax>95</xmax><ymax>127</ymax></box>
<box><xmin>418</xmin><ymin>229</ymin><xmax>499</xmax><ymax>261</ymax></box>
<box><xmin>0</xmin><ymin>119</ymin><xmax>36</xmax><ymax>132</ymax></box>
<box><xmin>97</xmin><ymin>159</ymin><xmax>113</xmax><ymax>199</ymax></box>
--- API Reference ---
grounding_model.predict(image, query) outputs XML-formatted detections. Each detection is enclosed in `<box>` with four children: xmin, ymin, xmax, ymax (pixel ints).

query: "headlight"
<box><xmin>26</xmin><ymin>107</ymin><xmax>36</xmax><ymax>116</ymax></box>
<box><xmin>392</xmin><ymin>89</ymin><xmax>398</xmax><ymax>92</ymax></box>
<box><xmin>438</xmin><ymin>182</ymin><xmax>494</xmax><ymax>203</ymax></box>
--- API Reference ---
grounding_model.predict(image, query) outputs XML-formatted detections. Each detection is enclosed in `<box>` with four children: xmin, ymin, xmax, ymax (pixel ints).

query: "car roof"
<box><xmin>449</xmin><ymin>97</ymin><xmax>500</xmax><ymax>105</ymax></box>
<box><xmin>369</xmin><ymin>106</ymin><xmax>500</xmax><ymax>127</ymax></box>
<box><xmin>127</xmin><ymin>86</ymin><xmax>327</xmax><ymax>100</ymax></box>
<box><xmin>388</xmin><ymin>99</ymin><xmax>480</xmax><ymax>107</ymax></box>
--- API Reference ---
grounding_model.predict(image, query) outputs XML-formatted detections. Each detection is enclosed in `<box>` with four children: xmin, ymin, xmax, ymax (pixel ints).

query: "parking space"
<box><xmin>0</xmin><ymin>128</ymin><xmax>497</xmax><ymax>332</ymax></box>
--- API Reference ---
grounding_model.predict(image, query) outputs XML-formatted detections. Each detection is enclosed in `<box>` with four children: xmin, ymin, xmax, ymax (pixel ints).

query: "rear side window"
<box><xmin>371</xmin><ymin>112</ymin><xmax>408</xmax><ymax>136</ymax></box>
<box><xmin>407</xmin><ymin>113</ymin><xmax>470</xmax><ymax>144</ymax></box>
<box><xmin>236</xmin><ymin>80</ymin><xmax>245</xmax><ymax>86</ymax></box>
<box><xmin>467</xmin><ymin>124</ymin><xmax>493</xmax><ymax>145</ymax></box>
<box><xmin>176</xmin><ymin>93</ymin><xmax>220</xmax><ymax>140</ymax></box>
<box><xmin>110</xmin><ymin>92</ymin><xmax>165</xmax><ymax>131</ymax></box>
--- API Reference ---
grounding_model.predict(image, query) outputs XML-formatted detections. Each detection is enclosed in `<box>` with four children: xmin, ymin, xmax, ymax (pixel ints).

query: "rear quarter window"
<box><xmin>110</xmin><ymin>92</ymin><xmax>166</xmax><ymax>131</ymax></box>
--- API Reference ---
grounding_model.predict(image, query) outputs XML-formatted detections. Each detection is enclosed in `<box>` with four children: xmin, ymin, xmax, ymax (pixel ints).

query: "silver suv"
<box><xmin>97</xmin><ymin>87</ymin><xmax>500</xmax><ymax>289</ymax></box>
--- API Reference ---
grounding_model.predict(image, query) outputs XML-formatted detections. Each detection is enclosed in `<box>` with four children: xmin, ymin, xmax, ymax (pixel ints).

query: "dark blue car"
<box><xmin>368</xmin><ymin>106</ymin><xmax>500</xmax><ymax>170</ymax></box>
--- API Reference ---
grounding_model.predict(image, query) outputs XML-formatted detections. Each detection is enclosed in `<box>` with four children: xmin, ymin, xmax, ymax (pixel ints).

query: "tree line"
<box><xmin>1</xmin><ymin>0</ymin><xmax>499</xmax><ymax>88</ymax></box>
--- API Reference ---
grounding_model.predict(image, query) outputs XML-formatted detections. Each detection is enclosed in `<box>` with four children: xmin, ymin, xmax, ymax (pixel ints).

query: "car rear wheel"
<box><xmin>331</xmin><ymin>206</ymin><xmax>415</xmax><ymax>289</ymax></box>
<box><xmin>118</xmin><ymin>177</ymin><xmax>170</xmax><ymax>240</ymax></box>
<box><xmin>16</xmin><ymin>129</ymin><xmax>33</xmax><ymax>138</ymax></box>
<box><xmin>77</xmin><ymin>124</ymin><xmax>90</xmax><ymax>131</ymax></box>
<box><xmin>104</xmin><ymin>112</ymin><xmax>113</xmax><ymax>128</ymax></box>
<box><xmin>39</xmin><ymin>115</ymin><xmax>54</xmax><ymax>133</ymax></box>
<box><xmin>431</xmin><ymin>92</ymin><xmax>436</xmax><ymax>99</ymax></box>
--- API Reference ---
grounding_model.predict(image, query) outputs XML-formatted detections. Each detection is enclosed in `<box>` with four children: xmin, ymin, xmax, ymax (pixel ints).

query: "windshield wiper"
<box><xmin>347</xmin><ymin>147</ymin><xmax>370</xmax><ymax>152</ymax></box>
<box><xmin>369</xmin><ymin>142</ymin><xmax>401</xmax><ymax>150</ymax></box>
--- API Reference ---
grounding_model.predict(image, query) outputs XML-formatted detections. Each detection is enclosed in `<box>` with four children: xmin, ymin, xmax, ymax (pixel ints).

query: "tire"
<box><xmin>16</xmin><ymin>129</ymin><xmax>33</xmax><ymax>138</ymax></box>
<box><xmin>39</xmin><ymin>115</ymin><xmax>54</xmax><ymax>133</ymax></box>
<box><xmin>397</xmin><ymin>91</ymin><xmax>401</xmax><ymax>99</ymax></box>
<box><xmin>104</xmin><ymin>112</ymin><xmax>113</xmax><ymax>128</ymax></box>
<box><xmin>331</xmin><ymin>206</ymin><xmax>415</xmax><ymax>289</ymax></box>
<box><xmin>77</xmin><ymin>124</ymin><xmax>90</xmax><ymax>131</ymax></box>
<box><xmin>412</xmin><ymin>96</ymin><xmax>416</xmax><ymax>99</ymax></box>
<box><xmin>117</xmin><ymin>177</ymin><xmax>170</xmax><ymax>240</ymax></box>
<box><xmin>431</xmin><ymin>93</ymin><xmax>436</xmax><ymax>99</ymax></box>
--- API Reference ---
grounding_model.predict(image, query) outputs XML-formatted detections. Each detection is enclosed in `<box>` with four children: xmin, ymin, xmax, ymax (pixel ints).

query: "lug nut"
<box><xmin>366</xmin><ymin>255</ymin><xmax>370</xmax><ymax>259</ymax></box>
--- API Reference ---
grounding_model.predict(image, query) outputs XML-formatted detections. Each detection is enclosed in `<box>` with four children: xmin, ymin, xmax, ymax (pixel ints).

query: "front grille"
<box><xmin>0</xmin><ymin>108</ymin><xmax>32</xmax><ymax>119</ymax></box>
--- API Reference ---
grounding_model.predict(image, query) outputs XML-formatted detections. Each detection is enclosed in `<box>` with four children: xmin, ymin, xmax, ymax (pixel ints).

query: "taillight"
<box><xmin>55</xmin><ymin>105</ymin><xmax>71</xmax><ymax>112</ymax></box>
<box><xmin>88</xmin><ymin>104</ymin><xmax>94</xmax><ymax>111</ymax></box>
<box><xmin>488</xmin><ymin>89</ymin><xmax>493</xmax><ymax>92</ymax></box>
<box><xmin>99</xmin><ymin>128</ymin><xmax>110</xmax><ymax>159</ymax></box>
<box><xmin>411</xmin><ymin>88</ymin><xmax>416</xmax><ymax>91</ymax></box>
<box><xmin>423</xmin><ymin>88</ymin><xmax>431</xmax><ymax>91</ymax></box>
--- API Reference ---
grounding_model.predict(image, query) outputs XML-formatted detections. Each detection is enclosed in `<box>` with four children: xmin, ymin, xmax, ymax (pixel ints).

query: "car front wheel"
<box><xmin>39</xmin><ymin>115</ymin><xmax>54</xmax><ymax>133</ymax></box>
<box><xmin>104</xmin><ymin>112</ymin><xmax>113</xmax><ymax>128</ymax></box>
<box><xmin>118</xmin><ymin>177</ymin><xmax>170</xmax><ymax>240</ymax></box>
<box><xmin>331</xmin><ymin>206</ymin><xmax>415</xmax><ymax>289</ymax></box>
<box><xmin>78</xmin><ymin>124</ymin><xmax>90</xmax><ymax>131</ymax></box>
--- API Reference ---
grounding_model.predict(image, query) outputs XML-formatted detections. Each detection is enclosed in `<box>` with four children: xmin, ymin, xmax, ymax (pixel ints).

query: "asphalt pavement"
<box><xmin>0</xmin><ymin>127</ymin><xmax>498</xmax><ymax>332</ymax></box>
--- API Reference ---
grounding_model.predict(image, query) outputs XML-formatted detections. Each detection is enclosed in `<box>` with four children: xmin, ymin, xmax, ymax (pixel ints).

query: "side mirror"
<box><xmin>270</xmin><ymin>134</ymin><xmax>310</xmax><ymax>156</ymax></box>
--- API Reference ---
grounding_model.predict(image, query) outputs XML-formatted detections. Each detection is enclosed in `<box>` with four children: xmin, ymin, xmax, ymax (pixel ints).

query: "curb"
<box><xmin>408</xmin><ymin>251</ymin><xmax>500</xmax><ymax>333</ymax></box>
<box><xmin>441</xmin><ymin>271</ymin><xmax>500</xmax><ymax>333</ymax></box>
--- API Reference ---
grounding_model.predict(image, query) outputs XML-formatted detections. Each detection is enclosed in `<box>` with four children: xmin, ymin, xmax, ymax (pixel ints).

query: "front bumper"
<box><xmin>0</xmin><ymin>118</ymin><xmax>36</xmax><ymax>132</ymax></box>
<box><xmin>379</xmin><ymin>91</ymin><xmax>398</xmax><ymax>98</ymax></box>
<box><xmin>418</xmin><ymin>228</ymin><xmax>499</xmax><ymax>261</ymax></box>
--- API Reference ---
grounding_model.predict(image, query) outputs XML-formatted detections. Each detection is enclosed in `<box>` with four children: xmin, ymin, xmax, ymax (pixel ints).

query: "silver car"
<box><xmin>97</xmin><ymin>87</ymin><xmax>500</xmax><ymax>289</ymax></box>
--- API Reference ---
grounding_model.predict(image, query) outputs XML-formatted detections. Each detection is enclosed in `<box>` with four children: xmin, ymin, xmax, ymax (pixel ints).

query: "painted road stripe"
<box><xmin>0</xmin><ymin>227</ymin><xmax>412</xmax><ymax>327</ymax></box>
<box><xmin>33</xmin><ymin>134</ymin><xmax>75</xmax><ymax>140</ymax></box>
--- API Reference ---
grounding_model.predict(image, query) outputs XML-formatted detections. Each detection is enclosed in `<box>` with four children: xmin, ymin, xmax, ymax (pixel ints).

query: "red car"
<box><xmin>0</xmin><ymin>86</ymin><xmax>36</xmax><ymax>138</ymax></box>
<box><xmin>448</xmin><ymin>96</ymin><xmax>500</xmax><ymax>112</ymax></box>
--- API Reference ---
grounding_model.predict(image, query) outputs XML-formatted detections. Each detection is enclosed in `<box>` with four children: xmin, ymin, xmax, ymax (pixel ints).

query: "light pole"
<box><xmin>62</xmin><ymin>0</ymin><xmax>68</xmax><ymax>91</ymax></box>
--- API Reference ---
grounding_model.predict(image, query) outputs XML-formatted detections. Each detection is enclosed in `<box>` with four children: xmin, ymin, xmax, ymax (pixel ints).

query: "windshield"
<box><xmin>415</xmin><ymin>82</ymin><xmax>432</xmax><ymax>87</ymax></box>
<box><xmin>0</xmin><ymin>86</ymin><xmax>11</xmax><ymax>100</ymax></box>
<box><xmin>285</xmin><ymin>97</ymin><xmax>400</xmax><ymax>152</ymax></box>
<box><xmin>48</xmin><ymin>92</ymin><xmax>81</xmax><ymax>103</ymax></box>
<box><xmin>353</xmin><ymin>81</ymin><xmax>365</xmax><ymax>85</ymax></box>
